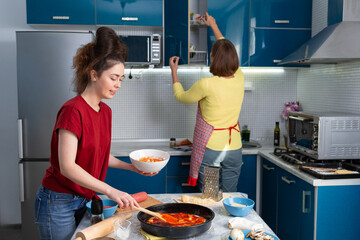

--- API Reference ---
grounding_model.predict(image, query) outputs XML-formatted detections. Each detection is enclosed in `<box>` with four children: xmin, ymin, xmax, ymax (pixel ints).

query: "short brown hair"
<box><xmin>209</xmin><ymin>39</ymin><xmax>239</xmax><ymax>77</ymax></box>
<box><xmin>72</xmin><ymin>27</ymin><xmax>128</xmax><ymax>94</ymax></box>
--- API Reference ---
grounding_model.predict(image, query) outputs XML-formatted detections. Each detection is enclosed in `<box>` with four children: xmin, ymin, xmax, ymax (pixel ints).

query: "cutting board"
<box><xmin>116</xmin><ymin>196</ymin><xmax>163</xmax><ymax>214</ymax></box>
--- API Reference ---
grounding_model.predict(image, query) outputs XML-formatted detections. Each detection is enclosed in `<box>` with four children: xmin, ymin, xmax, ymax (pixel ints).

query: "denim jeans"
<box><xmin>198</xmin><ymin>148</ymin><xmax>243</xmax><ymax>192</ymax></box>
<box><xmin>34</xmin><ymin>185</ymin><xmax>87</xmax><ymax>240</ymax></box>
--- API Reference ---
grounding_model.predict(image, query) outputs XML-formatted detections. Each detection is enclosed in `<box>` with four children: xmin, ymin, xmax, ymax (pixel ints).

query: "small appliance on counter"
<box><xmin>286</xmin><ymin>111</ymin><xmax>360</xmax><ymax>160</ymax></box>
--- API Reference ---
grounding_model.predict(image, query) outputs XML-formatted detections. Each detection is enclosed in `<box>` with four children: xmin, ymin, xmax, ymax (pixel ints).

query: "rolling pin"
<box><xmin>75</xmin><ymin>213</ymin><xmax>132</xmax><ymax>240</ymax></box>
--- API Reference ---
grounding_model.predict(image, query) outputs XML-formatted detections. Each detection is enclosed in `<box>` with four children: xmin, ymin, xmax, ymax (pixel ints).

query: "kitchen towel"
<box><xmin>139</xmin><ymin>229</ymin><xmax>166</xmax><ymax>240</ymax></box>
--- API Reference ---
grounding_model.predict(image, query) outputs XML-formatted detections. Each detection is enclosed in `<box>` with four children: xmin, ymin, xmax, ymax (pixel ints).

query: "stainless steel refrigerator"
<box><xmin>16</xmin><ymin>31</ymin><xmax>93</xmax><ymax>239</ymax></box>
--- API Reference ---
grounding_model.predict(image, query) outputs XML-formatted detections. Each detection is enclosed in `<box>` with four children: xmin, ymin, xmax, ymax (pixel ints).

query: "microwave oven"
<box><xmin>287</xmin><ymin>111</ymin><xmax>360</xmax><ymax>160</ymax></box>
<box><xmin>119</xmin><ymin>34</ymin><xmax>161</xmax><ymax>66</ymax></box>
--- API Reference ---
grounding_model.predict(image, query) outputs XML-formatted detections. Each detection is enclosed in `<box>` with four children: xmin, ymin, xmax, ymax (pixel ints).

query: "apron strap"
<box><xmin>214</xmin><ymin>122</ymin><xmax>240</xmax><ymax>145</ymax></box>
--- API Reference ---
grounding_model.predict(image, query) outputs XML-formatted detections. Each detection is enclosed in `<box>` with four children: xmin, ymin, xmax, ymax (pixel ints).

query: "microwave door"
<box><xmin>121</xmin><ymin>36</ymin><xmax>150</xmax><ymax>65</ymax></box>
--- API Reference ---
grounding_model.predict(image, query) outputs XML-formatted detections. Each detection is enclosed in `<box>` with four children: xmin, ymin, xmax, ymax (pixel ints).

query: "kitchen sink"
<box><xmin>242</xmin><ymin>141</ymin><xmax>262</xmax><ymax>149</ymax></box>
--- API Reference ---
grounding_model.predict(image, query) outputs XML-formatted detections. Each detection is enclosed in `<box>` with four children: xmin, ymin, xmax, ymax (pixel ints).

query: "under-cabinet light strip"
<box><xmin>124</xmin><ymin>67</ymin><xmax>285</xmax><ymax>74</ymax></box>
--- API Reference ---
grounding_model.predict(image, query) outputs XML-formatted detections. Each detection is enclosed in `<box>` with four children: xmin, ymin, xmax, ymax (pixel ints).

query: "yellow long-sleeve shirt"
<box><xmin>173</xmin><ymin>68</ymin><xmax>244</xmax><ymax>151</ymax></box>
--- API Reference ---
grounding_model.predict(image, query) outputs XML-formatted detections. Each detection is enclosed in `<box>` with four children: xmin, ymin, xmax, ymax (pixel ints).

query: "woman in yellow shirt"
<box><xmin>169</xmin><ymin>13</ymin><xmax>244</xmax><ymax>192</ymax></box>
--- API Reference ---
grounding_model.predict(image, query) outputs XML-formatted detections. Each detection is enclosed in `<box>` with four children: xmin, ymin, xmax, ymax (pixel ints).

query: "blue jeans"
<box><xmin>198</xmin><ymin>148</ymin><xmax>243</xmax><ymax>192</ymax></box>
<box><xmin>34</xmin><ymin>185</ymin><xmax>87</xmax><ymax>240</ymax></box>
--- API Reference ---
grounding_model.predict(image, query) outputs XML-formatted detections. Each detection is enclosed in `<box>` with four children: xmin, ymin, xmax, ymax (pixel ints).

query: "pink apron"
<box><xmin>188</xmin><ymin>104</ymin><xmax>240</xmax><ymax>186</ymax></box>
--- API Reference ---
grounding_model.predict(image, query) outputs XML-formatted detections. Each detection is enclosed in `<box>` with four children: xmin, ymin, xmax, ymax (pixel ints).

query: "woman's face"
<box><xmin>91</xmin><ymin>62</ymin><xmax>125</xmax><ymax>100</ymax></box>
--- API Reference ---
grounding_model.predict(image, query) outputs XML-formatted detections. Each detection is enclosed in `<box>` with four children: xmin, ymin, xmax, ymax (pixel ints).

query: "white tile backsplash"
<box><xmin>104</xmin><ymin>68</ymin><xmax>298</xmax><ymax>143</ymax></box>
<box><xmin>297</xmin><ymin>60</ymin><xmax>360</xmax><ymax>114</ymax></box>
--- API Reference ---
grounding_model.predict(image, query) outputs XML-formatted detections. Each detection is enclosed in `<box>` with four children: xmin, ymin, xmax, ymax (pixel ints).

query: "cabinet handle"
<box><xmin>121</xmin><ymin>17</ymin><xmax>139</xmax><ymax>21</ymax></box>
<box><xmin>52</xmin><ymin>16</ymin><xmax>70</xmax><ymax>20</ymax></box>
<box><xmin>273</xmin><ymin>59</ymin><xmax>282</xmax><ymax>63</ymax></box>
<box><xmin>181</xmin><ymin>183</ymin><xmax>190</xmax><ymax>187</ymax></box>
<box><xmin>274</xmin><ymin>20</ymin><xmax>290</xmax><ymax>24</ymax></box>
<box><xmin>281</xmin><ymin>176</ymin><xmax>295</xmax><ymax>184</ymax></box>
<box><xmin>17</xmin><ymin>119</ymin><xmax>23</xmax><ymax>159</ymax></box>
<box><xmin>302</xmin><ymin>191</ymin><xmax>311</xmax><ymax>213</ymax></box>
<box><xmin>262</xmin><ymin>164</ymin><xmax>274</xmax><ymax>171</ymax></box>
<box><xmin>181</xmin><ymin>162</ymin><xmax>190</xmax><ymax>166</ymax></box>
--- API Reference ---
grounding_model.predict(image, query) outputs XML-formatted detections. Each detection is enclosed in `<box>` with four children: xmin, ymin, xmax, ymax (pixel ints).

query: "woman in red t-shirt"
<box><xmin>34</xmin><ymin>27</ymin><xmax>157</xmax><ymax>240</ymax></box>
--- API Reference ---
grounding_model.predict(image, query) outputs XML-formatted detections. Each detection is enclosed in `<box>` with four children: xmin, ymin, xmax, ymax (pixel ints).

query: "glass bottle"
<box><xmin>170</xmin><ymin>138</ymin><xmax>176</xmax><ymax>148</ymax></box>
<box><xmin>274</xmin><ymin>122</ymin><xmax>280</xmax><ymax>146</ymax></box>
<box><xmin>241</xmin><ymin>125</ymin><xmax>250</xmax><ymax>142</ymax></box>
<box><xmin>91</xmin><ymin>197</ymin><xmax>104</xmax><ymax>225</ymax></box>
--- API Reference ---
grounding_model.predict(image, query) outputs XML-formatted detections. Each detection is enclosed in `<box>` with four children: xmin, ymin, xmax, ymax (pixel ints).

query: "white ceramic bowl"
<box><xmin>129</xmin><ymin>149</ymin><xmax>170</xmax><ymax>173</ymax></box>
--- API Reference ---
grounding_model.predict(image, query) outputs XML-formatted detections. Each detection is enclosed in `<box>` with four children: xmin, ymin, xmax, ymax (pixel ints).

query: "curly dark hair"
<box><xmin>72</xmin><ymin>27</ymin><xmax>128</xmax><ymax>94</ymax></box>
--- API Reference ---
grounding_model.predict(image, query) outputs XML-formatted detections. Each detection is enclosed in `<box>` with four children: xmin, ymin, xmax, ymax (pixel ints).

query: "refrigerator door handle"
<box><xmin>19</xmin><ymin>162</ymin><xmax>25</xmax><ymax>202</ymax></box>
<box><xmin>18</xmin><ymin>119</ymin><xmax>23</xmax><ymax>159</ymax></box>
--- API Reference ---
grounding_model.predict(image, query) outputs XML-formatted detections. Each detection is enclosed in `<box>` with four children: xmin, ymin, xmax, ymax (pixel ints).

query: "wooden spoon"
<box><xmin>134</xmin><ymin>206</ymin><xmax>179</xmax><ymax>225</ymax></box>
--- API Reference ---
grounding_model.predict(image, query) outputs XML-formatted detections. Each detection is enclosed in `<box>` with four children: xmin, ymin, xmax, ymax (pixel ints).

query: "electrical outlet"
<box><xmin>134</xmin><ymin>73</ymin><xmax>142</xmax><ymax>80</ymax></box>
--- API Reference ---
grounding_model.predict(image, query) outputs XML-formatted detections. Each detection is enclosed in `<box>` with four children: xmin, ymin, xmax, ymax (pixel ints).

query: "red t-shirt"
<box><xmin>42</xmin><ymin>95</ymin><xmax>112</xmax><ymax>200</ymax></box>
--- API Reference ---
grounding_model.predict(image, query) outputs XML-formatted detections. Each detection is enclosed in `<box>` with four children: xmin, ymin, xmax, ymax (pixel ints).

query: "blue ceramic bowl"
<box><xmin>223</xmin><ymin>197</ymin><xmax>255</xmax><ymax>217</ymax></box>
<box><xmin>86</xmin><ymin>199</ymin><xmax>118</xmax><ymax>219</ymax></box>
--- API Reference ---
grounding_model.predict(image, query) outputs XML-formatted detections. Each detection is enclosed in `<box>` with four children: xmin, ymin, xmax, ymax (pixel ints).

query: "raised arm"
<box><xmin>202</xmin><ymin>12</ymin><xmax>224</xmax><ymax>40</ymax></box>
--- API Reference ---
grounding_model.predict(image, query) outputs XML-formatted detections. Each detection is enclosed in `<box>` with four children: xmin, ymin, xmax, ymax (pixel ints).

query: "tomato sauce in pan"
<box><xmin>146</xmin><ymin>213</ymin><xmax>206</xmax><ymax>227</ymax></box>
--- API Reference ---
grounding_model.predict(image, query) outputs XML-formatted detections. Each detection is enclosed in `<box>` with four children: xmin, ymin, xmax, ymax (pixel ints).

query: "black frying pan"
<box><xmin>137</xmin><ymin>203</ymin><xmax>215</xmax><ymax>239</ymax></box>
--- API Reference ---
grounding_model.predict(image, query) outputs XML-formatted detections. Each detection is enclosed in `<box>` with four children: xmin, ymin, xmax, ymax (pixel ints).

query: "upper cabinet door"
<box><xmin>164</xmin><ymin>0</ymin><xmax>189</xmax><ymax>66</ymax></box>
<box><xmin>250</xmin><ymin>0</ymin><xmax>312</xmax><ymax>29</ymax></box>
<box><xmin>208</xmin><ymin>0</ymin><xmax>250</xmax><ymax>66</ymax></box>
<box><xmin>96</xmin><ymin>0</ymin><xmax>163</xmax><ymax>26</ymax></box>
<box><xmin>250</xmin><ymin>28</ymin><xmax>311</xmax><ymax>67</ymax></box>
<box><xmin>26</xmin><ymin>0</ymin><xmax>95</xmax><ymax>24</ymax></box>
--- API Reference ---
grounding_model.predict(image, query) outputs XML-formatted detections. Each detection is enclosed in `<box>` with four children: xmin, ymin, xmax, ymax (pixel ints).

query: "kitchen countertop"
<box><xmin>71</xmin><ymin>192</ymin><xmax>277</xmax><ymax>240</ymax></box>
<box><xmin>110</xmin><ymin>139</ymin><xmax>274</xmax><ymax>157</ymax></box>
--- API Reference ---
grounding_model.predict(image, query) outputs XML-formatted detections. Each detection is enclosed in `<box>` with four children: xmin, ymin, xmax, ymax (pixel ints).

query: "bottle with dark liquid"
<box><xmin>91</xmin><ymin>197</ymin><xmax>104</xmax><ymax>225</ymax></box>
<box><xmin>274</xmin><ymin>122</ymin><xmax>280</xmax><ymax>146</ymax></box>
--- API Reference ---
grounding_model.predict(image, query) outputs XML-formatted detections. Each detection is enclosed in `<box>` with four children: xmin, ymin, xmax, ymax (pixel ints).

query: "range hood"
<box><xmin>279</xmin><ymin>0</ymin><xmax>360</xmax><ymax>65</ymax></box>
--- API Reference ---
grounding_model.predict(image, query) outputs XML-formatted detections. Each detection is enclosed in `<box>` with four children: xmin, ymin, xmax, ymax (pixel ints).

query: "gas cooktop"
<box><xmin>271</xmin><ymin>148</ymin><xmax>360</xmax><ymax>179</ymax></box>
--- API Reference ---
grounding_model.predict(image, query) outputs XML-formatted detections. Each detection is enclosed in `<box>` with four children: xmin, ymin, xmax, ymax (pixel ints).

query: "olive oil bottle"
<box><xmin>274</xmin><ymin>122</ymin><xmax>280</xmax><ymax>146</ymax></box>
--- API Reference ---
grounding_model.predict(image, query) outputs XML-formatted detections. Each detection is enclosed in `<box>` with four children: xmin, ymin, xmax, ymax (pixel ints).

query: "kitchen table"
<box><xmin>71</xmin><ymin>192</ymin><xmax>277</xmax><ymax>240</ymax></box>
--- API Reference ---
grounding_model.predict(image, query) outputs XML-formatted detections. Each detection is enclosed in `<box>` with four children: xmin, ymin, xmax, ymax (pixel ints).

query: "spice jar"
<box><xmin>170</xmin><ymin>138</ymin><xmax>176</xmax><ymax>148</ymax></box>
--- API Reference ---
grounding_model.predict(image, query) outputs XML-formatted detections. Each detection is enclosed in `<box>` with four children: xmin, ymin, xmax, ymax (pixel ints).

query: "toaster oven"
<box><xmin>287</xmin><ymin>111</ymin><xmax>360</xmax><ymax>160</ymax></box>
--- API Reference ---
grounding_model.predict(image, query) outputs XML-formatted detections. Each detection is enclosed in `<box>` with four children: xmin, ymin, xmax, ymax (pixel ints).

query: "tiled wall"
<box><xmin>104</xmin><ymin>68</ymin><xmax>298</xmax><ymax>143</ymax></box>
<box><xmin>297</xmin><ymin>60</ymin><xmax>360</xmax><ymax>114</ymax></box>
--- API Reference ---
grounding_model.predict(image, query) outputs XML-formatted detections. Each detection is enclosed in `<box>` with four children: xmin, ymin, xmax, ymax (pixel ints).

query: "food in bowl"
<box><xmin>129</xmin><ymin>149</ymin><xmax>170</xmax><ymax>173</ymax></box>
<box><xmin>223</xmin><ymin>197</ymin><xmax>255</xmax><ymax>217</ymax></box>
<box><xmin>139</xmin><ymin>156</ymin><xmax>165</xmax><ymax>162</ymax></box>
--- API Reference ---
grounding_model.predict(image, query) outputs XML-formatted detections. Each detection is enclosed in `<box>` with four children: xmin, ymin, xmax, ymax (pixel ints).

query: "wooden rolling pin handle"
<box><xmin>75</xmin><ymin>213</ymin><xmax>132</xmax><ymax>240</ymax></box>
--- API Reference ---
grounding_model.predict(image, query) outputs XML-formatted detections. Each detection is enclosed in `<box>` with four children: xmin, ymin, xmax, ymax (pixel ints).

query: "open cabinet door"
<box><xmin>164</xmin><ymin>0</ymin><xmax>189</xmax><ymax>65</ymax></box>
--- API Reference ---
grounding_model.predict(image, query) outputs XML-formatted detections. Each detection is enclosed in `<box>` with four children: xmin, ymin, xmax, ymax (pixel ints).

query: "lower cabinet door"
<box><xmin>277</xmin><ymin>169</ymin><xmax>302</xmax><ymax>240</ymax></box>
<box><xmin>166</xmin><ymin>177</ymin><xmax>200</xmax><ymax>193</ymax></box>
<box><xmin>260</xmin><ymin>158</ymin><xmax>278</xmax><ymax>232</ymax></box>
<box><xmin>105</xmin><ymin>157</ymin><xmax>166</xmax><ymax>194</ymax></box>
<box><xmin>237</xmin><ymin>155</ymin><xmax>257</xmax><ymax>202</ymax></box>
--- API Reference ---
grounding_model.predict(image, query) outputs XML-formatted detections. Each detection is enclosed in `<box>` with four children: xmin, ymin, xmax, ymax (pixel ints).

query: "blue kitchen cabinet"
<box><xmin>166</xmin><ymin>156</ymin><xmax>200</xmax><ymax>193</ymax></box>
<box><xmin>96</xmin><ymin>0</ymin><xmax>162</xmax><ymax>26</ymax></box>
<box><xmin>237</xmin><ymin>155</ymin><xmax>257</xmax><ymax>202</ymax></box>
<box><xmin>164</xmin><ymin>0</ymin><xmax>189</xmax><ymax>65</ymax></box>
<box><xmin>260</xmin><ymin>158</ymin><xmax>278</xmax><ymax>232</ymax></box>
<box><xmin>26</xmin><ymin>0</ymin><xmax>95</xmax><ymax>24</ymax></box>
<box><xmin>316</xmin><ymin>185</ymin><xmax>360</xmax><ymax>239</ymax></box>
<box><xmin>250</xmin><ymin>0</ymin><xmax>312</xmax><ymax>28</ymax></box>
<box><xmin>249</xmin><ymin>28</ymin><xmax>311</xmax><ymax>66</ymax></box>
<box><xmin>208</xmin><ymin>0</ymin><xmax>250</xmax><ymax>66</ymax></box>
<box><xmin>260</xmin><ymin>157</ymin><xmax>314</xmax><ymax>239</ymax></box>
<box><xmin>328</xmin><ymin>0</ymin><xmax>343</xmax><ymax>25</ymax></box>
<box><xmin>105</xmin><ymin>157</ymin><xmax>166</xmax><ymax>194</ymax></box>
<box><xmin>277</xmin><ymin>168</ymin><xmax>314</xmax><ymax>240</ymax></box>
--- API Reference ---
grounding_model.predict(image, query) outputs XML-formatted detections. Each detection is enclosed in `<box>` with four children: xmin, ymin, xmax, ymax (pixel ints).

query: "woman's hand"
<box><xmin>201</xmin><ymin>12</ymin><xmax>216</xmax><ymax>27</ymax></box>
<box><xmin>108</xmin><ymin>188</ymin><xmax>140</xmax><ymax>209</ymax></box>
<box><xmin>169</xmin><ymin>56</ymin><xmax>179</xmax><ymax>72</ymax></box>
